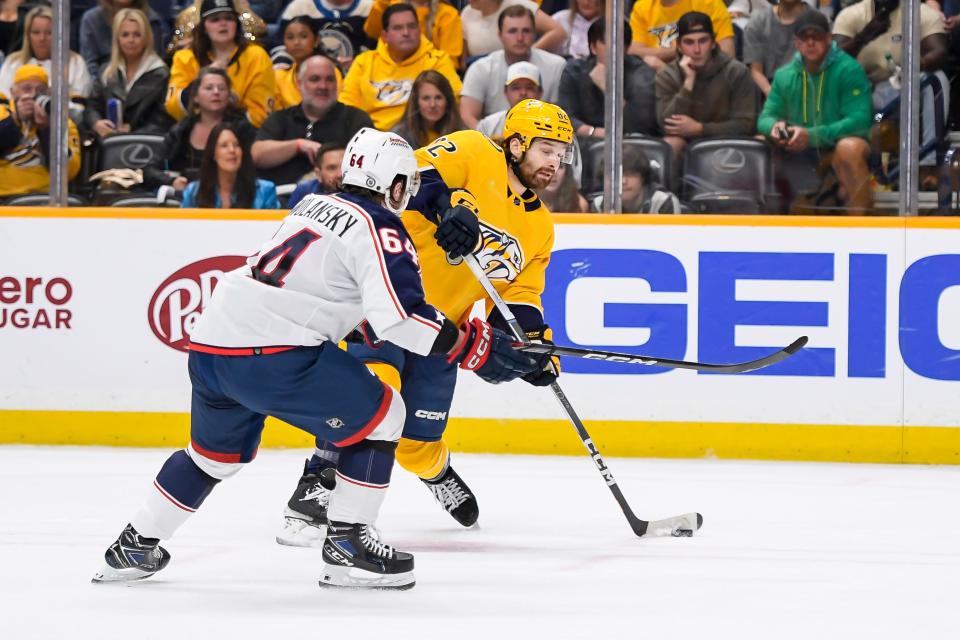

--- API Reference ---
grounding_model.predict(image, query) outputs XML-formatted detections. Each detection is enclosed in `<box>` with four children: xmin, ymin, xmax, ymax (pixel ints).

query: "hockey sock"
<box><xmin>327</xmin><ymin>439</ymin><xmax>398</xmax><ymax>525</ymax></box>
<box><xmin>307</xmin><ymin>441</ymin><xmax>341</xmax><ymax>474</ymax></box>
<box><xmin>131</xmin><ymin>449</ymin><xmax>220</xmax><ymax>540</ymax></box>
<box><xmin>396</xmin><ymin>438</ymin><xmax>450</xmax><ymax>481</ymax></box>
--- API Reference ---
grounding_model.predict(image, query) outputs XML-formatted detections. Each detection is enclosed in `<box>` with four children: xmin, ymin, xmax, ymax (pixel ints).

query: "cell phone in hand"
<box><xmin>775</xmin><ymin>125</ymin><xmax>791</xmax><ymax>141</ymax></box>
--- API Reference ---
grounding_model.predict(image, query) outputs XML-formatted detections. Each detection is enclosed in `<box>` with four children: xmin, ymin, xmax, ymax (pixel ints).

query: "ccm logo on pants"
<box><xmin>414</xmin><ymin>410</ymin><xmax>447</xmax><ymax>421</ymax></box>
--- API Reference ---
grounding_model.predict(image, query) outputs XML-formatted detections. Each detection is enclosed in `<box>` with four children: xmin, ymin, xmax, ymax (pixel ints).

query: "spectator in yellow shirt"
<box><xmin>340</xmin><ymin>3</ymin><xmax>462</xmax><ymax>131</ymax></box>
<box><xmin>0</xmin><ymin>65</ymin><xmax>81</xmax><ymax>198</ymax></box>
<box><xmin>627</xmin><ymin>0</ymin><xmax>735</xmax><ymax>71</ymax></box>
<box><xmin>364</xmin><ymin>0</ymin><xmax>464</xmax><ymax>66</ymax></box>
<box><xmin>165</xmin><ymin>0</ymin><xmax>275</xmax><ymax>127</ymax></box>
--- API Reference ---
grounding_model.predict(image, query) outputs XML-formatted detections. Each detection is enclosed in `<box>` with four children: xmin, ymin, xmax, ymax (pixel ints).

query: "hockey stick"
<box><xmin>513</xmin><ymin>337</ymin><xmax>808</xmax><ymax>374</ymax></box>
<box><xmin>464</xmin><ymin>254</ymin><xmax>702</xmax><ymax>538</ymax></box>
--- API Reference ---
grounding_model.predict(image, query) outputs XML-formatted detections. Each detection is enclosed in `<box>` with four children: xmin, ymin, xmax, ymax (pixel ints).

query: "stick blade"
<box><xmin>638</xmin><ymin>512</ymin><xmax>703</xmax><ymax>538</ymax></box>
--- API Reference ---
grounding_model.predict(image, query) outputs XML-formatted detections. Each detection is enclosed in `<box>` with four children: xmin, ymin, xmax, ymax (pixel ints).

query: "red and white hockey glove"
<box><xmin>447</xmin><ymin>318</ymin><xmax>537</xmax><ymax>384</ymax></box>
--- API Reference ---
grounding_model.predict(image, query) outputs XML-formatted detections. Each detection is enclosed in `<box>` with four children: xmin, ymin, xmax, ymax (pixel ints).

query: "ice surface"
<box><xmin>1</xmin><ymin>446</ymin><xmax>958</xmax><ymax>639</ymax></box>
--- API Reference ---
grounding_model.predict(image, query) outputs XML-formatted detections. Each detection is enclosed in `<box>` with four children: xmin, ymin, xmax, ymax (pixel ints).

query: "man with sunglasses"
<box><xmin>758</xmin><ymin>9</ymin><xmax>874</xmax><ymax>213</ymax></box>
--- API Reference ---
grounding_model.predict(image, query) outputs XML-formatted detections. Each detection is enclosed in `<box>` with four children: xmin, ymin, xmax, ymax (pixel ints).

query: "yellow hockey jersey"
<box><xmin>404</xmin><ymin>129</ymin><xmax>554</xmax><ymax>327</ymax></box>
<box><xmin>0</xmin><ymin>104</ymin><xmax>80</xmax><ymax>196</ymax></box>
<box><xmin>166</xmin><ymin>45</ymin><xmax>276</xmax><ymax>127</ymax></box>
<box><xmin>339</xmin><ymin>37</ymin><xmax>462</xmax><ymax>131</ymax></box>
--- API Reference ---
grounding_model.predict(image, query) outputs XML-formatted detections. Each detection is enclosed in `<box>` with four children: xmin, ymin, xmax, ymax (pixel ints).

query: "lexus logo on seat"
<box><xmin>120</xmin><ymin>144</ymin><xmax>156</xmax><ymax>168</ymax></box>
<box><xmin>710</xmin><ymin>148</ymin><xmax>746</xmax><ymax>174</ymax></box>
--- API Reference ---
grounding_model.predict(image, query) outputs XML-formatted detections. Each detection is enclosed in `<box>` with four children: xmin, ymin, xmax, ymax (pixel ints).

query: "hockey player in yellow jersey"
<box><xmin>277</xmin><ymin>100</ymin><xmax>574</xmax><ymax>544</ymax></box>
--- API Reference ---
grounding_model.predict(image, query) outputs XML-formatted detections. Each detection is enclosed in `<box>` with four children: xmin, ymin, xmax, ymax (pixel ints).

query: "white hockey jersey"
<box><xmin>189</xmin><ymin>192</ymin><xmax>446</xmax><ymax>356</ymax></box>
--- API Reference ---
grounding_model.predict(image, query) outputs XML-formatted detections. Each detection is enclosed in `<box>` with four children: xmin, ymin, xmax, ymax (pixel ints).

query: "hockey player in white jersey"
<box><xmin>91</xmin><ymin>128</ymin><xmax>538</xmax><ymax>591</ymax></box>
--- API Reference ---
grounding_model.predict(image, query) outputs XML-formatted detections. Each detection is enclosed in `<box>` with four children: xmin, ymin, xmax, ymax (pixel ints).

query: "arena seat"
<box><xmin>4</xmin><ymin>193</ymin><xmax>88</xmax><ymax>206</ymax></box>
<box><xmin>682</xmin><ymin>138</ymin><xmax>772</xmax><ymax>214</ymax></box>
<box><xmin>584</xmin><ymin>135</ymin><xmax>675</xmax><ymax>193</ymax></box>
<box><xmin>97</xmin><ymin>134</ymin><xmax>165</xmax><ymax>172</ymax></box>
<box><xmin>110</xmin><ymin>195</ymin><xmax>182</xmax><ymax>208</ymax></box>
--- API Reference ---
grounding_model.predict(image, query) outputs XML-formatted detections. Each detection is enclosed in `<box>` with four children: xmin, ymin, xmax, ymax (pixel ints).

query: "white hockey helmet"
<box><xmin>341</xmin><ymin>128</ymin><xmax>421</xmax><ymax>214</ymax></box>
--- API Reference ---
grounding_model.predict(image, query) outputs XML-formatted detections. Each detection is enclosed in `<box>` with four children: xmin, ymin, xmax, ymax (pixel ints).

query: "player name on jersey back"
<box><xmin>189</xmin><ymin>193</ymin><xmax>443</xmax><ymax>357</ymax></box>
<box><xmin>289</xmin><ymin>196</ymin><xmax>361</xmax><ymax>238</ymax></box>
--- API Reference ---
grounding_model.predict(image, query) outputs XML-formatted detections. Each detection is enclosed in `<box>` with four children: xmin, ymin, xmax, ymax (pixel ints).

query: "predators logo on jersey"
<box><xmin>448</xmin><ymin>220</ymin><xmax>524</xmax><ymax>283</ymax></box>
<box><xmin>372</xmin><ymin>79</ymin><xmax>414</xmax><ymax>106</ymax></box>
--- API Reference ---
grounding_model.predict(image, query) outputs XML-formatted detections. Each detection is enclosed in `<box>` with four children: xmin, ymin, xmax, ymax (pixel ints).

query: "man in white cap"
<box><xmin>475</xmin><ymin>61</ymin><xmax>543</xmax><ymax>140</ymax></box>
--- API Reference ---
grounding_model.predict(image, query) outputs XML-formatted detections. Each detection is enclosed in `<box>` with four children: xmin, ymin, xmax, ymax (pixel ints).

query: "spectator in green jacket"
<box><xmin>758</xmin><ymin>10</ymin><xmax>873</xmax><ymax>214</ymax></box>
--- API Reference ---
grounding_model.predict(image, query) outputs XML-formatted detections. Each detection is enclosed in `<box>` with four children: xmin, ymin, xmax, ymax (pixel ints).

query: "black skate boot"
<box><xmin>319</xmin><ymin>521</ymin><xmax>415</xmax><ymax>590</ymax></box>
<box><xmin>92</xmin><ymin>523</ymin><xmax>170</xmax><ymax>583</ymax></box>
<box><xmin>422</xmin><ymin>465</ymin><xmax>479</xmax><ymax>527</ymax></box>
<box><xmin>277</xmin><ymin>462</ymin><xmax>337</xmax><ymax>548</ymax></box>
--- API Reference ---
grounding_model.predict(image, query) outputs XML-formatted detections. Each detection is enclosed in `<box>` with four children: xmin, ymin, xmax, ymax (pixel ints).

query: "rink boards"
<box><xmin>2</xmin><ymin>208</ymin><xmax>959</xmax><ymax>464</ymax></box>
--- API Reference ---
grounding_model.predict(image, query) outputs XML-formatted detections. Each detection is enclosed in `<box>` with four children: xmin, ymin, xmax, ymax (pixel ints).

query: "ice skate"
<box><xmin>319</xmin><ymin>521</ymin><xmax>415</xmax><ymax>590</ymax></box>
<box><xmin>277</xmin><ymin>463</ymin><xmax>336</xmax><ymax>548</ymax></box>
<box><xmin>92</xmin><ymin>523</ymin><xmax>170</xmax><ymax>583</ymax></box>
<box><xmin>422</xmin><ymin>465</ymin><xmax>479</xmax><ymax>527</ymax></box>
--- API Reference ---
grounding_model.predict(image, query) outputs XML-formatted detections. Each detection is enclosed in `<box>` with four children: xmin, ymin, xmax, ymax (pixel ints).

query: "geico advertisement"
<box><xmin>1</xmin><ymin>216</ymin><xmax>958</xmax><ymax>427</ymax></box>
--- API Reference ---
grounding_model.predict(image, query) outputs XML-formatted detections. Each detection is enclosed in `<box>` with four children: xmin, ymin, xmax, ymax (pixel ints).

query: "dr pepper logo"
<box><xmin>148</xmin><ymin>255</ymin><xmax>246</xmax><ymax>352</ymax></box>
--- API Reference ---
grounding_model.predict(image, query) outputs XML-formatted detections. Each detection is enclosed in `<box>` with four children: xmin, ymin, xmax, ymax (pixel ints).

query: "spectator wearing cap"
<box><xmin>833</xmin><ymin>0</ymin><xmax>948</xmax><ymax>175</ymax></box>
<box><xmin>286</xmin><ymin>142</ymin><xmax>346</xmax><ymax>207</ymax></box>
<box><xmin>627</xmin><ymin>0</ymin><xmax>736</xmax><ymax>72</ymax></box>
<box><xmin>743</xmin><ymin>0</ymin><xmax>815</xmax><ymax>97</ymax></box>
<box><xmin>655</xmin><ymin>11</ymin><xmax>757</xmax><ymax>159</ymax></box>
<box><xmin>0</xmin><ymin>64</ymin><xmax>81</xmax><ymax>198</ymax></box>
<box><xmin>364</xmin><ymin>0</ymin><xmax>464</xmax><ymax>67</ymax></box>
<box><xmin>252</xmin><ymin>54</ymin><xmax>372</xmax><ymax>187</ymax></box>
<box><xmin>0</xmin><ymin>6</ymin><xmax>93</xmax><ymax>119</ymax></box>
<box><xmin>339</xmin><ymin>3</ymin><xmax>462</xmax><ymax>131</ymax></box>
<box><xmin>758</xmin><ymin>10</ymin><xmax>873</xmax><ymax>214</ymax></box>
<box><xmin>558</xmin><ymin>19</ymin><xmax>659</xmax><ymax>141</ymax></box>
<box><xmin>165</xmin><ymin>0</ymin><xmax>275</xmax><ymax>127</ymax></box>
<box><xmin>475</xmin><ymin>61</ymin><xmax>542</xmax><ymax>139</ymax></box>
<box><xmin>460</xmin><ymin>5</ymin><xmax>566</xmax><ymax>128</ymax></box>
<box><xmin>392</xmin><ymin>69</ymin><xmax>466</xmax><ymax>147</ymax></box>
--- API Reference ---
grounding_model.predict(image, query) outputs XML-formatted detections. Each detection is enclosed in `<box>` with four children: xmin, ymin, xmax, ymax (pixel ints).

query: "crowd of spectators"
<box><xmin>0</xmin><ymin>0</ymin><xmax>955</xmax><ymax>214</ymax></box>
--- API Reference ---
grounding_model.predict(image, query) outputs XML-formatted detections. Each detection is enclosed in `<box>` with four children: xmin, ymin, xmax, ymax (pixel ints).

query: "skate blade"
<box><xmin>91</xmin><ymin>563</ymin><xmax>157</xmax><ymax>584</ymax></box>
<box><xmin>276</xmin><ymin>517</ymin><xmax>327</xmax><ymax>548</ymax></box>
<box><xmin>318</xmin><ymin>564</ymin><xmax>415</xmax><ymax>591</ymax></box>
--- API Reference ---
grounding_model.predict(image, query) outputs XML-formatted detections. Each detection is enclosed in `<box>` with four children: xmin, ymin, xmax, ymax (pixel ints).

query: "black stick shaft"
<box><xmin>464</xmin><ymin>255</ymin><xmax>648</xmax><ymax>535</ymax></box>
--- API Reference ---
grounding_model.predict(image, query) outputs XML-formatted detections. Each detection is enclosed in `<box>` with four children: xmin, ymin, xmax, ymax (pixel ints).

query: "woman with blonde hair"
<box><xmin>79</xmin><ymin>0</ymin><xmax>168</xmax><ymax>80</ymax></box>
<box><xmin>364</xmin><ymin>0</ymin><xmax>464</xmax><ymax>66</ymax></box>
<box><xmin>166</xmin><ymin>0</ymin><xmax>274</xmax><ymax>127</ymax></box>
<box><xmin>391</xmin><ymin>69</ymin><xmax>466</xmax><ymax>148</ymax></box>
<box><xmin>85</xmin><ymin>9</ymin><xmax>173</xmax><ymax>139</ymax></box>
<box><xmin>0</xmin><ymin>5</ymin><xmax>93</xmax><ymax>108</ymax></box>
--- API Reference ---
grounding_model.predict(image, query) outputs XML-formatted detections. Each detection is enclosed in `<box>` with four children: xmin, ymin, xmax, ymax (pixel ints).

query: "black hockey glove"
<box><xmin>521</xmin><ymin>325</ymin><xmax>561</xmax><ymax>387</ymax></box>
<box><xmin>447</xmin><ymin>318</ymin><xmax>538</xmax><ymax>384</ymax></box>
<box><xmin>435</xmin><ymin>204</ymin><xmax>480</xmax><ymax>258</ymax></box>
<box><xmin>344</xmin><ymin>320</ymin><xmax>382</xmax><ymax>349</ymax></box>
